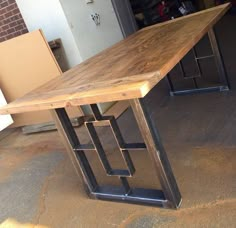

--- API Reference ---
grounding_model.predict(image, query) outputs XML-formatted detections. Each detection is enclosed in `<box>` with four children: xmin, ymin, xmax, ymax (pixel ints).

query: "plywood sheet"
<box><xmin>0</xmin><ymin>30</ymin><xmax>81</xmax><ymax>126</ymax></box>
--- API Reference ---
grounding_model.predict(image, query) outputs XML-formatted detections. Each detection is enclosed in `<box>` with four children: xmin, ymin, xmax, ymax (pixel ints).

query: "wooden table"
<box><xmin>0</xmin><ymin>4</ymin><xmax>230</xmax><ymax>209</ymax></box>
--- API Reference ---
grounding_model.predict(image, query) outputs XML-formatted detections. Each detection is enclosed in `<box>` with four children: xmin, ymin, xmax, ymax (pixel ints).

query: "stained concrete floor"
<box><xmin>0</xmin><ymin>14</ymin><xmax>236</xmax><ymax>228</ymax></box>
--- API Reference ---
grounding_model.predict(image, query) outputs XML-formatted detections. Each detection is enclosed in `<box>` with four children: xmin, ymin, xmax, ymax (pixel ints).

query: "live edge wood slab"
<box><xmin>0</xmin><ymin>4</ymin><xmax>230</xmax><ymax>115</ymax></box>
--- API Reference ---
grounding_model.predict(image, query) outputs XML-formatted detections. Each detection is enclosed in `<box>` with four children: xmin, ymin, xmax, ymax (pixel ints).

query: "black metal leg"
<box><xmin>130</xmin><ymin>98</ymin><xmax>181</xmax><ymax>208</ymax></box>
<box><xmin>165</xmin><ymin>73</ymin><xmax>175</xmax><ymax>96</ymax></box>
<box><xmin>208</xmin><ymin>28</ymin><xmax>230</xmax><ymax>89</ymax></box>
<box><xmin>51</xmin><ymin>103</ymin><xmax>181</xmax><ymax>209</ymax></box>
<box><xmin>166</xmin><ymin>27</ymin><xmax>230</xmax><ymax>96</ymax></box>
<box><xmin>50</xmin><ymin>109</ymin><xmax>98</xmax><ymax>195</ymax></box>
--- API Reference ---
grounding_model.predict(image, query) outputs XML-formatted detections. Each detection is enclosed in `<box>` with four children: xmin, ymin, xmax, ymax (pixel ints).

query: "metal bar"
<box><xmin>165</xmin><ymin>73</ymin><xmax>175</xmax><ymax>94</ymax></box>
<box><xmin>109</xmin><ymin>169</ymin><xmax>131</xmax><ymax>177</ymax></box>
<box><xmin>130</xmin><ymin>98</ymin><xmax>181</xmax><ymax>208</ymax></box>
<box><xmin>109</xmin><ymin>117</ymin><xmax>135</xmax><ymax>175</ymax></box>
<box><xmin>74</xmin><ymin>144</ymin><xmax>95</xmax><ymax>151</ymax></box>
<box><xmin>170</xmin><ymin>85</ymin><xmax>229</xmax><ymax>96</ymax></box>
<box><xmin>123</xmin><ymin>143</ymin><xmax>146</xmax><ymax>150</ymax></box>
<box><xmin>192</xmin><ymin>78</ymin><xmax>198</xmax><ymax>89</ymax></box>
<box><xmin>85</xmin><ymin>122</ymin><xmax>113</xmax><ymax>174</ymax></box>
<box><xmin>182</xmin><ymin>74</ymin><xmax>201</xmax><ymax>80</ymax></box>
<box><xmin>192</xmin><ymin>47</ymin><xmax>201</xmax><ymax>88</ymax></box>
<box><xmin>208</xmin><ymin>28</ymin><xmax>230</xmax><ymax>88</ymax></box>
<box><xmin>179</xmin><ymin>56</ymin><xmax>199</xmax><ymax>88</ymax></box>
<box><xmin>89</xmin><ymin>104</ymin><xmax>103</xmax><ymax>121</ymax></box>
<box><xmin>195</xmin><ymin>55</ymin><xmax>214</xmax><ymax>60</ymax></box>
<box><xmin>55</xmin><ymin>109</ymin><xmax>79</xmax><ymax>148</ymax></box>
<box><xmin>179</xmin><ymin>61</ymin><xmax>186</xmax><ymax>78</ymax></box>
<box><xmin>51</xmin><ymin>109</ymin><xmax>98</xmax><ymax>193</ymax></box>
<box><xmin>93</xmin><ymin>186</ymin><xmax>166</xmax><ymax>206</ymax></box>
<box><xmin>120</xmin><ymin>177</ymin><xmax>132</xmax><ymax>195</ymax></box>
<box><xmin>109</xmin><ymin>116</ymin><xmax>126</xmax><ymax>148</ymax></box>
<box><xmin>120</xmin><ymin>150</ymin><xmax>135</xmax><ymax>176</ymax></box>
<box><xmin>193</xmin><ymin>46</ymin><xmax>202</xmax><ymax>77</ymax></box>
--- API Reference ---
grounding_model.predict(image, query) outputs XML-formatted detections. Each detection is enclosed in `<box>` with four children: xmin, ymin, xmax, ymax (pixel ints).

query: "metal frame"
<box><xmin>166</xmin><ymin>28</ymin><xmax>230</xmax><ymax>95</ymax></box>
<box><xmin>49</xmin><ymin>27</ymin><xmax>228</xmax><ymax>210</ymax></box>
<box><xmin>51</xmin><ymin>100</ymin><xmax>181</xmax><ymax>209</ymax></box>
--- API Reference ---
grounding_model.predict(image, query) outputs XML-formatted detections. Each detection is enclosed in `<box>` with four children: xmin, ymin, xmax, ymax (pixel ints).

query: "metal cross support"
<box><xmin>51</xmin><ymin>99</ymin><xmax>181</xmax><ymax>209</ymax></box>
<box><xmin>166</xmin><ymin>28</ymin><xmax>230</xmax><ymax>96</ymax></box>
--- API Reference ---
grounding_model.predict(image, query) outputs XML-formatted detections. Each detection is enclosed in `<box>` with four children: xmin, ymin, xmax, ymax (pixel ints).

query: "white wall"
<box><xmin>15</xmin><ymin>0</ymin><xmax>82</xmax><ymax>68</ymax></box>
<box><xmin>59</xmin><ymin>0</ymin><xmax>124</xmax><ymax>60</ymax></box>
<box><xmin>0</xmin><ymin>89</ymin><xmax>13</xmax><ymax>131</ymax></box>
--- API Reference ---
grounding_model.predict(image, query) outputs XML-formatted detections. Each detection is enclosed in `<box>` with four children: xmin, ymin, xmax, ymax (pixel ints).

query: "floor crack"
<box><xmin>33</xmin><ymin>158</ymin><xmax>67</xmax><ymax>225</ymax></box>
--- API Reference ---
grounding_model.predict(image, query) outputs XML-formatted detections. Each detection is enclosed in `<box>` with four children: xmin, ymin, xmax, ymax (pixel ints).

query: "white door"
<box><xmin>59</xmin><ymin>0</ymin><xmax>124</xmax><ymax>61</ymax></box>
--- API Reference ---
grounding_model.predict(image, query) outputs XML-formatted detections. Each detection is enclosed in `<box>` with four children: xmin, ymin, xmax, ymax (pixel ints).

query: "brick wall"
<box><xmin>0</xmin><ymin>0</ymin><xmax>28</xmax><ymax>42</ymax></box>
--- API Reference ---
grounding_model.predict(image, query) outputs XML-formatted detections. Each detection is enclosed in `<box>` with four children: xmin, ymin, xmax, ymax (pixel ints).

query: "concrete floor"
<box><xmin>0</xmin><ymin>14</ymin><xmax>236</xmax><ymax>228</ymax></box>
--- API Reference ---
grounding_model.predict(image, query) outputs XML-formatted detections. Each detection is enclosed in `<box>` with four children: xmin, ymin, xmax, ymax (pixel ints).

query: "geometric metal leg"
<box><xmin>51</xmin><ymin>101</ymin><xmax>182</xmax><ymax>209</ymax></box>
<box><xmin>165</xmin><ymin>73</ymin><xmax>175</xmax><ymax>95</ymax></box>
<box><xmin>166</xmin><ymin>26</ymin><xmax>230</xmax><ymax>96</ymax></box>
<box><xmin>50</xmin><ymin>109</ymin><xmax>98</xmax><ymax>195</ymax></box>
<box><xmin>208</xmin><ymin>28</ymin><xmax>230</xmax><ymax>89</ymax></box>
<box><xmin>130</xmin><ymin>98</ymin><xmax>182</xmax><ymax>208</ymax></box>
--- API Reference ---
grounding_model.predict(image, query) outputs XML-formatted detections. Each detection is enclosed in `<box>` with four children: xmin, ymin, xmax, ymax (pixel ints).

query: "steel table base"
<box><xmin>166</xmin><ymin>28</ymin><xmax>230</xmax><ymax>95</ymax></box>
<box><xmin>51</xmin><ymin>98</ymin><xmax>181</xmax><ymax>209</ymax></box>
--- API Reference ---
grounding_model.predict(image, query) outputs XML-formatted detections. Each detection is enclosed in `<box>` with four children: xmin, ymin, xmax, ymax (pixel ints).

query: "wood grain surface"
<box><xmin>0</xmin><ymin>4</ymin><xmax>230</xmax><ymax>115</ymax></box>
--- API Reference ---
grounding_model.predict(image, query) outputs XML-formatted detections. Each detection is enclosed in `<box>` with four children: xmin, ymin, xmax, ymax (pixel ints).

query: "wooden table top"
<box><xmin>0</xmin><ymin>4</ymin><xmax>230</xmax><ymax>115</ymax></box>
